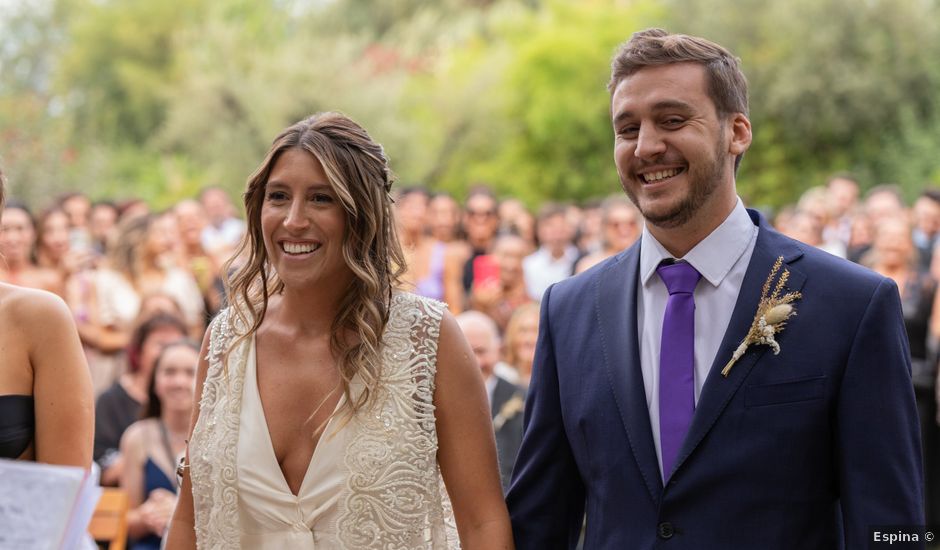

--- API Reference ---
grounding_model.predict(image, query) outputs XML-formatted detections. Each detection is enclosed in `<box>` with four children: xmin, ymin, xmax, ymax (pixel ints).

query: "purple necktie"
<box><xmin>657</xmin><ymin>260</ymin><xmax>701</xmax><ymax>481</ymax></box>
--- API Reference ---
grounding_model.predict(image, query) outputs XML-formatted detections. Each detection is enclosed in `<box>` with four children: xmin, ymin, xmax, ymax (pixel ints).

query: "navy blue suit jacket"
<box><xmin>507</xmin><ymin>210</ymin><xmax>924</xmax><ymax>549</ymax></box>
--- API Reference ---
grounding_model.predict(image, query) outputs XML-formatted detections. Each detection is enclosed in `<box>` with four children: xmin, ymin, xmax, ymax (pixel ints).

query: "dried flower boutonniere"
<box><xmin>721</xmin><ymin>256</ymin><xmax>802</xmax><ymax>377</ymax></box>
<box><xmin>493</xmin><ymin>394</ymin><xmax>525</xmax><ymax>431</ymax></box>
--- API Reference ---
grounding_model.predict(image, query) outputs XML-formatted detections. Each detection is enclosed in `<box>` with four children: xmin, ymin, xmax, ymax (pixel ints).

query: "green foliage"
<box><xmin>57</xmin><ymin>0</ymin><xmax>209</xmax><ymax>144</ymax></box>
<box><xmin>3</xmin><ymin>0</ymin><xmax>940</xmax><ymax>210</ymax></box>
<box><xmin>663</xmin><ymin>0</ymin><xmax>940</xmax><ymax>206</ymax></box>
<box><xmin>403</xmin><ymin>0</ymin><xmax>661</xmax><ymax>206</ymax></box>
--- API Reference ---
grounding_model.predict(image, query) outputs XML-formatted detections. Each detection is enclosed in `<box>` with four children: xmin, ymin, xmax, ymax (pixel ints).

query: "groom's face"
<box><xmin>611</xmin><ymin>62</ymin><xmax>745</xmax><ymax>232</ymax></box>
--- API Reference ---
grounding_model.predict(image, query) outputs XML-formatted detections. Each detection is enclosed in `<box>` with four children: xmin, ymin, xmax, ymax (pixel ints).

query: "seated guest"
<box><xmin>121</xmin><ymin>340</ymin><xmax>199</xmax><ymax>550</ymax></box>
<box><xmin>94</xmin><ymin>312</ymin><xmax>188</xmax><ymax>486</ymax></box>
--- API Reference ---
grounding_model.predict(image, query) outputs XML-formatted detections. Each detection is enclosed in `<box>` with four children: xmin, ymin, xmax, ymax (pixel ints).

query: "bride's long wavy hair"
<box><xmin>224</xmin><ymin>112</ymin><xmax>406</xmax><ymax>421</ymax></box>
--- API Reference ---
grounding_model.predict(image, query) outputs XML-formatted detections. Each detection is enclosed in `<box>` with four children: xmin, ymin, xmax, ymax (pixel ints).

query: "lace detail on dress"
<box><xmin>190</xmin><ymin>309</ymin><xmax>248</xmax><ymax>550</ymax></box>
<box><xmin>337</xmin><ymin>292</ymin><xmax>459</xmax><ymax>549</ymax></box>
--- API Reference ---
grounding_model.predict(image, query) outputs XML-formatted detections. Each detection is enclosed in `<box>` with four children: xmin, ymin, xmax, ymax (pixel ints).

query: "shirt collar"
<box><xmin>485</xmin><ymin>374</ymin><xmax>497</xmax><ymax>405</ymax></box>
<box><xmin>640</xmin><ymin>198</ymin><xmax>756</xmax><ymax>287</ymax></box>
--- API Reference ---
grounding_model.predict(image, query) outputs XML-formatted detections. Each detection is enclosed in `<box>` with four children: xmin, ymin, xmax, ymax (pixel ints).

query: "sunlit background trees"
<box><xmin>2</xmin><ymin>0</ymin><xmax>940</xmax><ymax>208</ymax></box>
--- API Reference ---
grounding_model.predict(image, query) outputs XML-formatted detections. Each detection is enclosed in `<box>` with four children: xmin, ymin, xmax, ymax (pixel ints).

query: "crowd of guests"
<box><xmin>4</xmin><ymin>171</ymin><xmax>940</xmax><ymax>545</ymax></box>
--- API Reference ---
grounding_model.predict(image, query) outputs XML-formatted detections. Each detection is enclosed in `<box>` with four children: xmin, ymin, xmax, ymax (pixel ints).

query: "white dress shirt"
<box><xmin>637</xmin><ymin>199</ymin><xmax>758</xmax><ymax>479</ymax></box>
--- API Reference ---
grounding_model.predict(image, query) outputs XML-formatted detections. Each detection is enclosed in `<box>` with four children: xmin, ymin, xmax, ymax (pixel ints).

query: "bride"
<box><xmin>166</xmin><ymin>112</ymin><xmax>512</xmax><ymax>549</ymax></box>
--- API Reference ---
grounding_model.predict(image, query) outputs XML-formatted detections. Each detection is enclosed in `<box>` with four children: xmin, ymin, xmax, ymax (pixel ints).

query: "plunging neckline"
<box><xmin>248</xmin><ymin>335</ymin><xmax>344</xmax><ymax>499</ymax></box>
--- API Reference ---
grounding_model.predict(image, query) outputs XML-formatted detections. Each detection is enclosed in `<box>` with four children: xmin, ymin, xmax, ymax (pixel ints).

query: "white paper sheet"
<box><xmin>0</xmin><ymin>459</ymin><xmax>101</xmax><ymax>550</ymax></box>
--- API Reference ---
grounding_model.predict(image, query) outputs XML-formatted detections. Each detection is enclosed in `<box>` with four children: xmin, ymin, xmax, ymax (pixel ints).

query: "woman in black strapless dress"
<box><xmin>0</xmin><ymin>165</ymin><xmax>94</xmax><ymax>466</ymax></box>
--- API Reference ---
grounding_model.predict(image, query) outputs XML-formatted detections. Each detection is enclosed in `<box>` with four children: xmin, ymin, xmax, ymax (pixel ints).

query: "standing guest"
<box><xmin>100</xmin><ymin>213</ymin><xmax>205</xmax><ymax>338</ymax></box>
<box><xmin>469</xmin><ymin>233</ymin><xmax>534</xmax><ymax>332</ymax></box>
<box><xmin>94</xmin><ymin>312</ymin><xmax>188</xmax><ymax>486</ymax></box>
<box><xmin>59</xmin><ymin>191</ymin><xmax>95</xmax><ymax>261</ymax></box>
<box><xmin>68</xmin><ymin>264</ymin><xmax>134</xmax><ymax>396</ymax></box>
<box><xmin>59</xmin><ymin>191</ymin><xmax>93</xmax><ymax>235</ymax></box>
<box><xmin>0</xmin><ymin>166</ymin><xmax>94</xmax><ymax>468</ymax></box>
<box><xmin>846</xmin><ymin>209</ymin><xmax>875</xmax><ymax>264</ymax></box>
<box><xmin>498</xmin><ymin>198</ymin><xmax>536</xmax><ymax>247</ymax></box>
<box><xmin>522</xmin><ymin>203</ymin><xmax>579</xmax><ymax>301</ymax></box>
<box><xmin>199</xmin><ymin>185</ymin><xmax>246</xmax><ymax>258</ymax></box>
<box><xmin>118</xmin><ymin>198</ymin><xmax>151</xmax><ymax>221</ymax></box>
<box><xmin>575</xmin><ymin>196</ymin><xmax>641</xmax><ymax>273</ymax></box>
<box><xmin>456</xmin><ymin>311</ymin><xmax>526</xmax><ymax>493</ymax></box>
<box><xmin>167</xmin><ymin>112</ymin><xmax>512</xmax><ymax>549</ymax></box>
<box><xmin>175</xmin><ymin>199</ymin><xmax>224</xmax><ymax>319</ymax></box>
<box><xmin>502</xmin><ymin>303</ymin><xmax>539</xmax><ymax>389</ymax></box>
<box><xmin>427</xmin><ymin>191</ymin><xmax>472</xmax><ymax>313</ymax></box>
<box><xmin>89</xmin><ymin>200</ymin><xmax>120</xmax><ymax>256</ymax></box>
<box><xmin>36</xmin><ymin>206</ymin><xmax>85</xmax><ymax>281</ymax></box>
<box><xmin>507</xmin><ymin>29</ymin><xmax>923</xmax><ymax>549</ymax></box>
<box><xmin>824</xmin><ymin>173</ymin><xmax>860</xmax><ymax>248</ymax></box>
<box><xmin>795</xmin><ymin>187</ymin><xmax>847</xmax><ymax>257</ymax></box>
<box><xmin>396</xmin><ymin>186</ymin><xmax>468</xmax><ymax>314</ymax></box>
<box><xmin>396</xmin><ymin>186</ymin><xmax>448</xmax><ymax>301</ymax></box>
<box><xmin>0</xmin><ymin>200</ymin><xmax>61</xmax><ymax>294</ymax></box>
<box><xmin>574</xmin><ymin>199</ymin><xmax>604</xmax><ymax>255</ymax></box>
<box><xmin>865</xmin><ymin>218</ymin><xmax>940</xmax><ymax>525</ymax></box>
<box><xmin>863</xmin><ymin>183</ymin><xmax>906</xmax><ymax>228</ymax></box>
<box><xmin>781</xmin><ymin>209</ymin><xmax>847</xmax><ymax>258</ymax></box>
<box><xmin>462</xmin><ymin>186</ymin><xmax>501</xmax><ymax>294</ymax></box>
<box><xmin>428</xmin><ymin>192</ymin><xmax>465</xmax><ymax>243</ymax></box>
<box><xmin>912</xmin><ymin>189</ymin><xmax>940</xmax><ymax>271</ymax></box>
<box><xmin>120</xmin><ymin>340</ymin><xmax>199</xmax><ymax>550</ymax></box>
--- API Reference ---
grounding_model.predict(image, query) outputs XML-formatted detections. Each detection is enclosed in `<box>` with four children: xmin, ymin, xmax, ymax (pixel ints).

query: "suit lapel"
<box><xmin>672</xmin><ymin>210</ymin><xmax>807</xmax><ymax>476</ymax></box>
<box><xmin>596</xmin><ymin>244</ymin><xmax>662</xmax><ymax>504</ymax></box>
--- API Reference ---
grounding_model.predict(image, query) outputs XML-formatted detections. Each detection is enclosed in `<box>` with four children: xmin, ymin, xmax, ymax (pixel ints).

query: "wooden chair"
<box><xmin>88</xmin><ymin>487</ymin><xmax>129</xmax><ymax>550</ymax></box>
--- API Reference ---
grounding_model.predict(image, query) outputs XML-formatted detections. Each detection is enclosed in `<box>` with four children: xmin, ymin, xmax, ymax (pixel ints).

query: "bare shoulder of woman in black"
<box><xmin>0</xmin><ymin>166</ymin><xmax>94</xmax><ymax>467</ymax></box>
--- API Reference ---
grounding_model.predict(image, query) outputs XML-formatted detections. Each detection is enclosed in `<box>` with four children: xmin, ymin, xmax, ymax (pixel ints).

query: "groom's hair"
<box><xmin>608</xmin><ymin>28</ymin><xmax>749</xmax><ymax>120</ymax></box>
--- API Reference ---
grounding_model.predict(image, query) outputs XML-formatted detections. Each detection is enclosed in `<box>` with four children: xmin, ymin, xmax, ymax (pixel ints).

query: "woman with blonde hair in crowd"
<box><xmin>167</xmin><ymin>112</ymin><xmax>511</xmax><ymax>549</ymax></box>
<box><xmin>69</xmin><ymin>210</ymin><xmax>198</xmax><ymax>394</ymax></box>
<box><xmin>0</xmin><ymin>165</ymin><xmax>94</xmax><ymax>468</ymax></box>
<box><xmin>99</xmin><ymin>212</ymin><xmax>205</xmax><ymax>337</ymax></box>
<box><xmin>0</xmin><ymin>200</ymin><xmax>63</xmax><ymax>294</ymax></box>
<box><xmin>120</xmin><ymin>339</ymin><xmax>199</xmax><ymax>550</ymax></box>
<box><xmin>502</xmin><ymin>302</ymin><xmax>540</xmax><ymax>389</ymax></box>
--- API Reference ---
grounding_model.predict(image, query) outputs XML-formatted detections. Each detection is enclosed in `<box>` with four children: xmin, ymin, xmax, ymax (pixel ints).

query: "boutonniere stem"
<box><xmin>722</xmin><ymin>256</ymin><xmax>802</xmax><ymax>377</ymax></box>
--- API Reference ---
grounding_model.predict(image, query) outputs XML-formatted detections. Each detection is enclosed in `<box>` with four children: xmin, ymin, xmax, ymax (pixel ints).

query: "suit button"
<box><xmin>658</xmin><ymin>522</ymin><xmax>675</xmax><ymax>539</ymax></box>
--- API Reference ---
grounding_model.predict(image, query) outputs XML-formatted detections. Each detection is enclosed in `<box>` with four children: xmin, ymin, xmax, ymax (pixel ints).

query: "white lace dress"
<box><xmin>188</xmin><ymin>292</ymin><xmax>459</xmax><ymax>549</ymax></box>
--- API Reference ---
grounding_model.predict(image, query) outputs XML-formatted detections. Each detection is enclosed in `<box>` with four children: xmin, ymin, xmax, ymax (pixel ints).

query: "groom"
<box><xmin>506</xmin><ymin>29</ymin><xmax>924</xmax><ymax>549</ymax></box>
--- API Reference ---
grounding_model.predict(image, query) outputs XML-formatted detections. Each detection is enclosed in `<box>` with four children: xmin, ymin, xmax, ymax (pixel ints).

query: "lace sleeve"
<box><xmin>189</xmin><ymin>308</ymin><xmax>248</xmax><ymax>550</ymax></box>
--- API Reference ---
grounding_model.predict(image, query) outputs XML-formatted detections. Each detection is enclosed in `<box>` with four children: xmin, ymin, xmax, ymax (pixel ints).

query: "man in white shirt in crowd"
<box><xmin>523</xmin><ymin>203</ymin><xmax>579</xmax><ymax>301</ymax></box>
